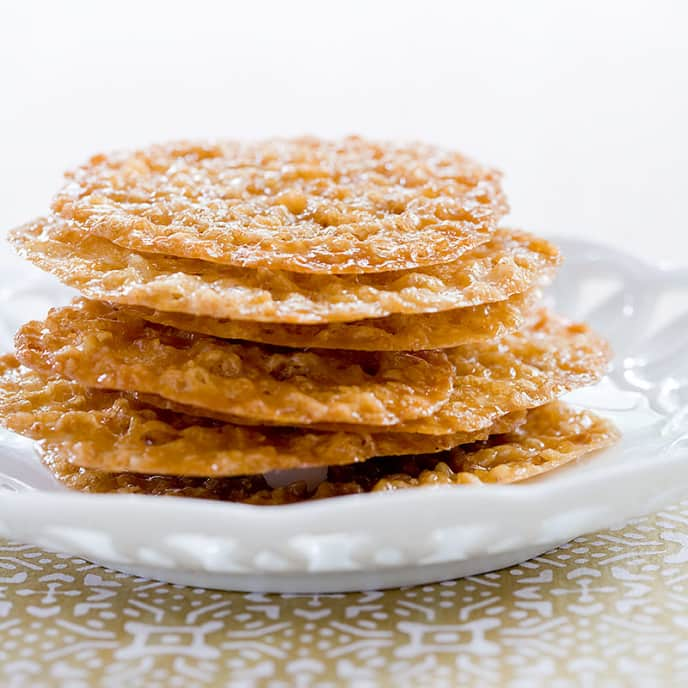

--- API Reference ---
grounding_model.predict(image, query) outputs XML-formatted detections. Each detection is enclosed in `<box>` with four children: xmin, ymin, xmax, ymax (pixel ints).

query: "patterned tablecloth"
<box><xmin>2</xmin><ymin>500</ymin><xmax>688</xmax><ymax>688</ymax></box>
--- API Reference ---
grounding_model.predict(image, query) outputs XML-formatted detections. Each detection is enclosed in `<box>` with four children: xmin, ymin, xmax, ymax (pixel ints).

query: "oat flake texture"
<box><xmin>15</xmin><ymin>300</ymin><xmax>455</xmax><ymax>426</ymax></box>
<box><xmin>308</xmin><ymin>310</ymin><xmax>611</xmax><ymax>435</ymax></box>
<box><xmin>0</xmin><ymin>355</ymin><xmax>525</xmax><ymax>477</ymax></box>
<box><xmin>33</xmin><ymin>400</ymin><xmax>619</xmax><ymax>503</ymax></box>
<box><xmin>132</xmin><ymin>289</ymin><xmax>539</xmax><ymax>351</ymax></box>
<box><xmin>10</xmin><ymin>218</ymin><xmax>559</xmax><ymax>324</ymax></box>
<box><xmin>52</xmin><ymin>137</ymin><xmax>507</xmax><ymax>274</ymax></box>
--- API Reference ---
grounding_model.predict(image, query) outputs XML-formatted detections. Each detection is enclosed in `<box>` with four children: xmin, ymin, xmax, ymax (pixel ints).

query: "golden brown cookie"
<box><xmin>38</xmin><ymin>402</ymin><xmax>619</xmax><ymax>503</ymax></box>
<box><xmin>15</xmin><ymin>301</ymin><xmax>455</xmax><ymax>425</ymax></box>
<box><xmin>10</xmin><ymin>218</ymin><xmax>560</xmax><ymax>324</ymax></box>
<box><xmin>398</xmin><ymin>312</ymin><xmax>611</xmax><ymax>434</ymax></box>
<box><xmin>52</xmin><ymin>137</ymin><xmax>506</xmax><ymax>274</ymax></box>
<box><xmin>125</xmin><ymin>390</ymin><xmax>526</xmax><ymax>436</ymax></box>
<box><xmin>20</xmin><ymin>301</ymin><xmax>609</xmax><ymax>436</ymax></box>
<box><xmin>0</xmin><ymin>355</ymin><xmax>524</xmax><ymax>476</ymax></box>
<box><xmin>352</xmin><ymin>401</ymin><xmax>620</xmax><ymax>491</ymax></box>
<box><xmin>300</xmin><ymin>311</ymin><xmax>611</xmax><ymax>435</ymax></box>
<box><xmin>132</xmin><ymin>289</ymin><xmax>539</xmax><ymax>351</ymax></box>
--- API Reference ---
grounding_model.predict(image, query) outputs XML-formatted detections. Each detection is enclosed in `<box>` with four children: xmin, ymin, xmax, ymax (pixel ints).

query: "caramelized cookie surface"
<box><xmin>0</xmin><ymin>356</ymin><xmax>522</xmax><ymax>476</ymax></box>
<box><xmin>11</xmin><ymin>219</ymin><xmax>559</xmax><ymax>324</ymax></box>
<box><xmin>35</xmin><ymin>401</ymin><xmax>619</xmax><ymax>503</ymax></box>
<box><xmin>133</xmin><ymin>289</ymin><xmax>539</xmax><ymax>351</ymax></box>
<box><xmin>304</xmin><ymin>311</ymin><xmax>611</xmax><ymax>435</ymax></box>
<box><xmin>52</xmin><ymin>137</ymin><xmax>506</xmax><ymax>274</ymax></box>
<box><xmin>15</xmin><ymin>301</ymin><xmax>455</xmax><ymax>426</ymax></box>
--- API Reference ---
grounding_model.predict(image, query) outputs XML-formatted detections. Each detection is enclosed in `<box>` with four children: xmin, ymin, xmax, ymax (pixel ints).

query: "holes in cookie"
<box><xmin>334</xmin><ymin>351</ymin><xmax>382</xmax><ymax>377</ymax></box>
<box><xmin>156</xmin><ymin>328</ymin><xmax>196</xmax><ymax>349</ymax></box>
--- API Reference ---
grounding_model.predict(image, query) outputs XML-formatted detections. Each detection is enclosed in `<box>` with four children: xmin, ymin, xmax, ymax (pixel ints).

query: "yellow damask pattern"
<box><xmin>2</xmin><ymin>502</ymin><xmax>688</xmax><ymax>687</ymax></box>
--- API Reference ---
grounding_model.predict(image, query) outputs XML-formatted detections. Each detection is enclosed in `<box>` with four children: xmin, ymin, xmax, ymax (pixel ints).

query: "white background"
<box><xmin>0</xmin><ymin>0</ymin><xmax>686</xmax><ymax>264</ymax></box>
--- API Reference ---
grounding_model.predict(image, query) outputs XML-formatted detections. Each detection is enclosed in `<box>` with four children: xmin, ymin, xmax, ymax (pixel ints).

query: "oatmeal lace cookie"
<box><xmin>0</xmin><ymin>355</ymin><xmax>524</xmax><ymax>477</ymax></box>
<box><xmin>10</xmin><ymin>218</ymin><xmax>559</xmax><ymax>324</ymax></box>
<box><xmin>52</xmin><ymin>136</ymin><xmax>507</xmax><ymax>274</ymax></box>
<box><xmin>15</xmin><ymin>300</ymin><xmax>455</xmax><ymax>426</ymax></box>
<box><xmin>36</xmin><ymin>401</ymin><xmax>619</xmax><ymax>502</ymax></box>
<box><xmin>132</xmin><ymin>289</ymin><xmax>539</xmax><ymax>351</ymax></box>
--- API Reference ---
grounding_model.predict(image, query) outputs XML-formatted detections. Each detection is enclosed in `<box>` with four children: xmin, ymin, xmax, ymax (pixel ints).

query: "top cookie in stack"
<box><xmin>1</xmin><ymin>136</ymin><xmax>619</xmax><ymax>504</ymax></box>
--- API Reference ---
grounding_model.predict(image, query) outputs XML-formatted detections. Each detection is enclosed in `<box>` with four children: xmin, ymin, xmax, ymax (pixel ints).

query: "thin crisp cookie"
<box><xmin>77</xmin><ymin>307</ymin><xmax>609</xmax><ymax>437</ymax></box>
<box><xmin>300</xmin><ymin>311</ymin><xmax>612</xmax><ymax>435</ymax></box>
<box><xmin>0</xmin><ymin>355</ymin><xmax>524</xmax><ymax>476</ymax></box>
<box><xmin>10</xmin><ymin>218</ymin><xmax>560</xmax><ymax>324</ymax></box>
<box><xmin>52</xmin><ymin>137</ymin><xmax>507</xmax><ymax>274</ymax></box>
<box><xmin>132</xmin><ymin>290</ymin><xmax>539</xmax><ymax>351</ymax></box>
<box><xmin>15</xmin><ymin>300</ymin><xmax>455</xmax><ymax>425</ymax></box>
<box><xmin>124</xmin><ymin>390</ymin><xmax>526</xmax><ymax>435</ymax></box>
<box><xmin>37</xmin><ymin>402</ymin><xmax>620</xmax><ymax>503</ymax></box>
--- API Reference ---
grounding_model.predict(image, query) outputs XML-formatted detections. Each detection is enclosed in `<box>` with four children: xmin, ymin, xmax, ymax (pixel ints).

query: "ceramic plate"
<box><xmin>0</xmin><ymin>238</ymin><xmax>687</xmax><ymax>593</ymax></box>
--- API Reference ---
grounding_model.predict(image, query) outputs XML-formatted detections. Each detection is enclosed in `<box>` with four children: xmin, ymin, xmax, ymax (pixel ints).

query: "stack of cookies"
<box><xmin>0</xmin><ymin>137</ymin><xmax>619</xmax><ymax>504</ymax></box>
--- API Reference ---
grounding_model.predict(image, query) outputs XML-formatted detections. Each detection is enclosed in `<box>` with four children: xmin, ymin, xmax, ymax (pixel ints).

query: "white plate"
<box><xmin>0</xmin><ymin>239</ymin><xmax>687</xmax><ymax>593</ymax></box>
